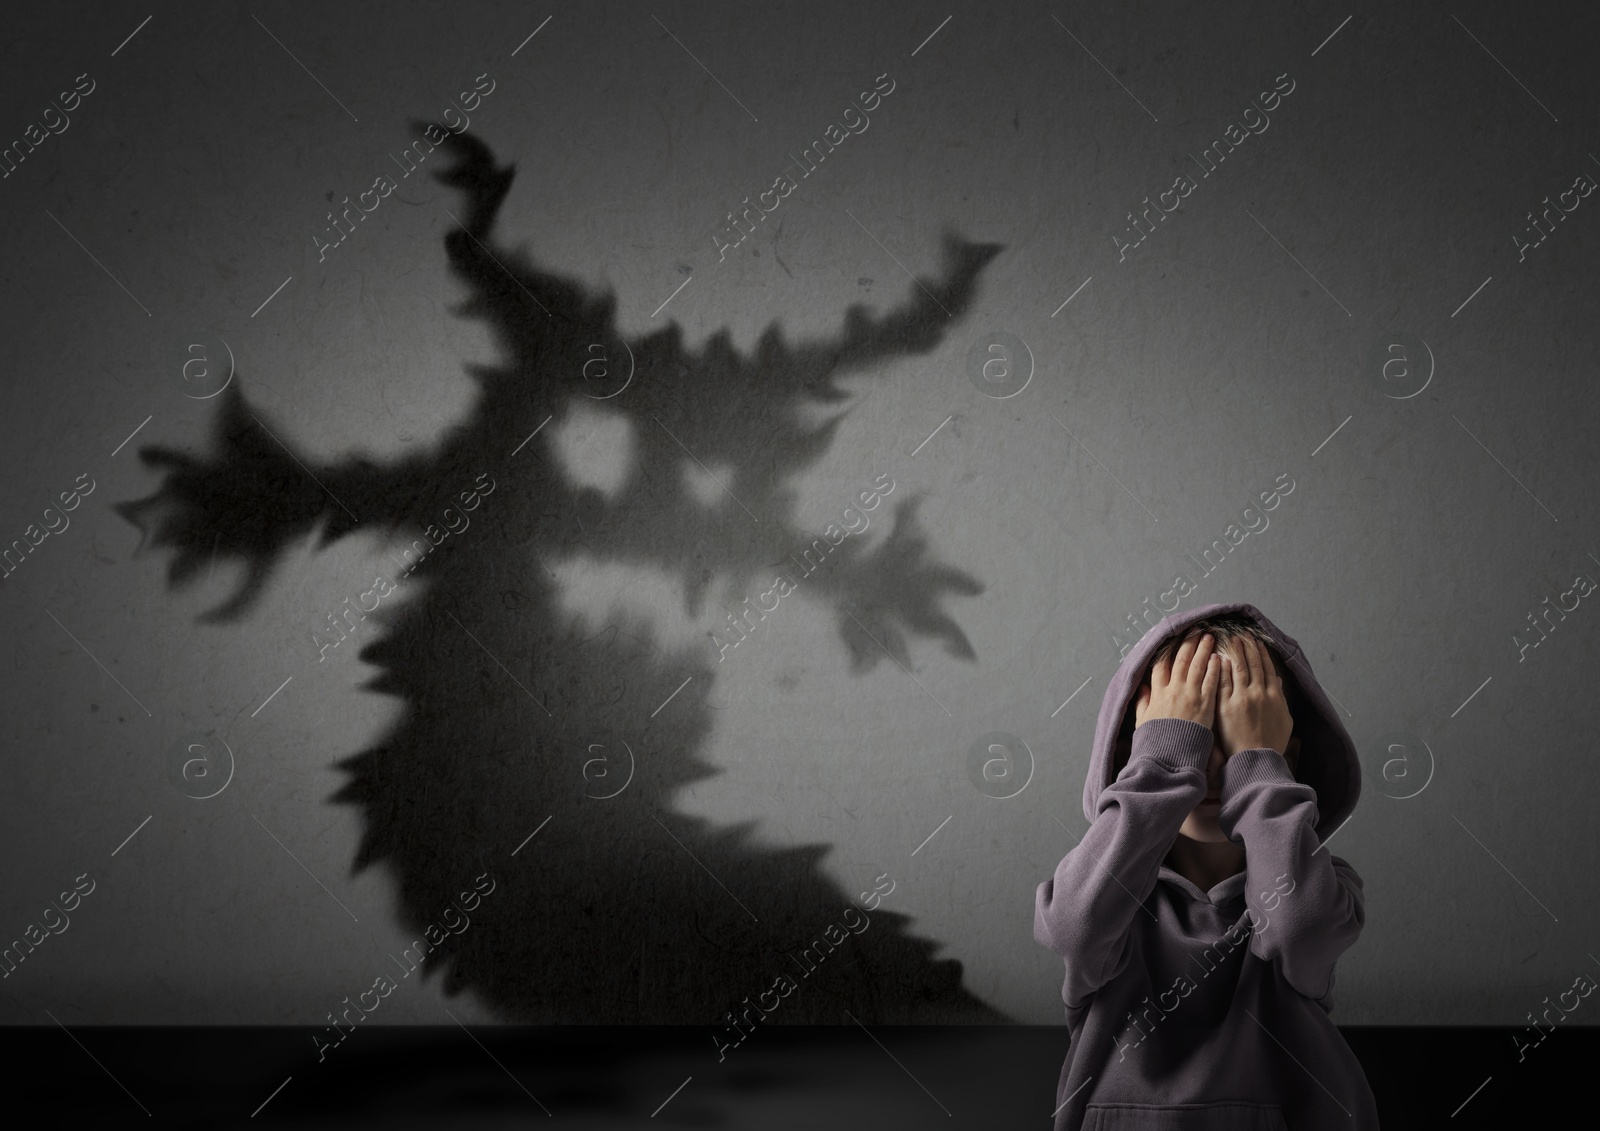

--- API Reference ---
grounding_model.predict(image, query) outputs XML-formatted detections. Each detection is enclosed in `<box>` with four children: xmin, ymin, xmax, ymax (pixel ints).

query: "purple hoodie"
<box><xmin>1034</xmin><ymin>602</ymin><xmax>1379</xmax><ymax>1130</ymax></box>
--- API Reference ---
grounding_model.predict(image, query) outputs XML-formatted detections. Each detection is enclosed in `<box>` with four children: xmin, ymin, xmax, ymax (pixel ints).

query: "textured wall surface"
<box><xmin>1</xmin><ymin>0</ymin><xmax>1597</xmax><ymax>1033</ymax></box>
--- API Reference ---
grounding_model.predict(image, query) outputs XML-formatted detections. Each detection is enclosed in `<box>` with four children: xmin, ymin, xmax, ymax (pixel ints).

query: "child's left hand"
<box><xmin>1215</xmin><ymin>636</ymin><xmax>1293</xmax><ymax>758</ymax></box>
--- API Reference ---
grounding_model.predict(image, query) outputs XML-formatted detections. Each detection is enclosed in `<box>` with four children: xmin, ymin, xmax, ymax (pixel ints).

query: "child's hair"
<box><xmin>1111</xmin><ymin>612</ymin><xmax>1305</xmax><ymax>779</ymax></box>
<box><xmin>1148</xmin><ymin>612</ymin><xmax>1281</xmax><ymax>676</ymax></box>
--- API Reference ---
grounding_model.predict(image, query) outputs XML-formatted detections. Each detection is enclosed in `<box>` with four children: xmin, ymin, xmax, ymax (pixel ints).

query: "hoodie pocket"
<box><xmin>1082</xmin><ymin>1101</ymin><xmax>1288</xmax><ymax>1130</ymax></box>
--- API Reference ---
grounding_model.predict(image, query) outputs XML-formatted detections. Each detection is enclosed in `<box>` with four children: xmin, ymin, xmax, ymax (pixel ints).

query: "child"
<box><xmin>1034</xmin><ymin>603</ymin><xmax>1379</xmax><ymax>1129</ymax></box>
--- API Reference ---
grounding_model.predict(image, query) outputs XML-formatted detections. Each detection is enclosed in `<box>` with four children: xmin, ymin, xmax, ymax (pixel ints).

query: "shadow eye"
<box><xmin>548</xmin><ymin>399</ymin><xmax>634</xmax><ymax>497</ymax></box>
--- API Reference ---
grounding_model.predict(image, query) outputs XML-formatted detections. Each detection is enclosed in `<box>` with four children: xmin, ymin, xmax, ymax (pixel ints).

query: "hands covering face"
<box><xmin>1134</xmin><ymin>634</ymin><xmax>1294</xmax><ymax>758</ymax></box>
<box><xmin>1134</xmin><ymin>632</ymin><xmax>1220</xmax><ymax>732</ymax></box>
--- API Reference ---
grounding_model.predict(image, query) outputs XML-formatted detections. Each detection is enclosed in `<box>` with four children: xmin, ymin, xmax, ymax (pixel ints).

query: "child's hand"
<box><xmin>1215</xmin><ymin>636</ymin><xmax>1293</xmax><ymax>758</ymax></box>
<box><xmin>1134</xmin><ymin>633</ymin><xmax>1220</xmax><ymax>731</ymax></box>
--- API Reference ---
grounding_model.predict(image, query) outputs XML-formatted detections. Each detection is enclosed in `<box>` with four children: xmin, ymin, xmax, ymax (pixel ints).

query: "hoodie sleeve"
<box><xmin>1217</xmin><ymin>748</ymin><xmax>1365</xmax><ymax>1005</ymax></box>
<box><xmin>1034</xmin><ymin>717</ymin><xmax>1210</xmax><ymax>1011</ymax></box>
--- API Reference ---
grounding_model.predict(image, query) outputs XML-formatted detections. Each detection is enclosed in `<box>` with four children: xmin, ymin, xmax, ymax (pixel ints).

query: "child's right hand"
<box><xmin>1134</xmin><ymin>633</ymin><xmax>1221</xmax><ymax>731</ymax></box>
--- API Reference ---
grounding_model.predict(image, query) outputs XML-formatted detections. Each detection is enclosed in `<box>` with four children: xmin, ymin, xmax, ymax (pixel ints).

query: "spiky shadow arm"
<box><xmin>117</xmin><ymin>385</ymin><xmax>440</xmax><ymax>621</ymax></box>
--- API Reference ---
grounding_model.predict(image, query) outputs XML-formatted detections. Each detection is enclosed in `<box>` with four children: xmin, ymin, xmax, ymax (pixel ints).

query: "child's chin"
<box><xmin>1179</xmin><ymin>818</ymin><xmax>1230</xmax><ymax>844</ymax></box>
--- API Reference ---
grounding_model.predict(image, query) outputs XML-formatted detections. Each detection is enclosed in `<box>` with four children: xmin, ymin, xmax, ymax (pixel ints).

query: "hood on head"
<box><xmin>1081</xmin><ymin>602</ymin><xmax>1360</xmax><ymax>841</ymax></box>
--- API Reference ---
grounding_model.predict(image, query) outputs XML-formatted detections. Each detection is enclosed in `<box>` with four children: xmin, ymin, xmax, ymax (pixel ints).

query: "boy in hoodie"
<box><xmin>1034</xmin><ymin>603</ymin><xmax>1379</xmax><ymax>1129</ymax></box>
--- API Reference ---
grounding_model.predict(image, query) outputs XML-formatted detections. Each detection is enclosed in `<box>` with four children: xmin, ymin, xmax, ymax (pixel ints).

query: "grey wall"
<box><xmin>2</xmin><ymin>0</ymin><xmax>1597</xmax><ymax>1028</ymax></box>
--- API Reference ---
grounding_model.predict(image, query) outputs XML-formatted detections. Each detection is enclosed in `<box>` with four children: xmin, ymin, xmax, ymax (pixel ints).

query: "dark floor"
<box><xmin>2</xmin><ymin>1023</ymin><xmax>1583</xmax><ymax>1127</ymax></box>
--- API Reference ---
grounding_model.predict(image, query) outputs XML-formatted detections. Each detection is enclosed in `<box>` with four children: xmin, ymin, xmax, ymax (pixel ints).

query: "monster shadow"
<box><xmin>120</xmin><ymin>124</ymin><xmax>1013</xmax><ymax>1026</ymax></box>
